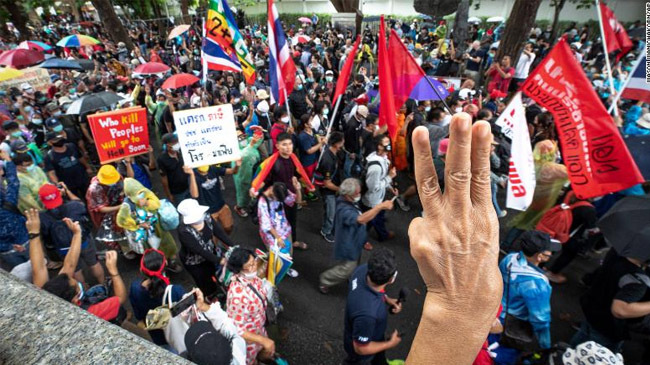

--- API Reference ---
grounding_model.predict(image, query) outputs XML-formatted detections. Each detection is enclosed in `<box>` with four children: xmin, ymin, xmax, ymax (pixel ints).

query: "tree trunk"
<box><xmin>65</xmin><ymin>0</ymin><xmax>82</xmax><ymax>22</ymax></box>
<box><xmin>496</xmin><ymin>0</ymin><xmax>543</xmax><ymax>66</ymax></box>
<box><xmin>330</xmin><ymin>0</ymin><xmax>359</xmax><ymax>12</ymax></box>
<box><xmin>150</xmin><ymin>0</ymin><xmax>166</xmax><ymax>36</ymax></box>
<box><xmin>91</xmin><ymin>0</ymin><xmax>135</xmax><ymax>49</ymax></box>
<box><xmin>180</xmin><ymin>0</ymin><xmax>189</xmax><ymax>24</ymax></box>
<box><xmin>413</xmin><ymin>0</ymin><xmax>461</xmax><ymax>18</ymax></box>
<box><xmin>27</xmin><ymin>7</ymin><xmax>42</xmax><ymax>27</ymax></box>
<box><xmin>452</xmin><ymin>0</ymin><xmax>470</xmax><ymax>54</ymax></box>
<box><xmin>1</xmin><ymin>0</ymin><xmax>29</xmax><ymax>39</ymax></box>
<box><xmin>548</xmin><ymin>0</ymin><xmax>566</xmax><ymax>46</ymax></box>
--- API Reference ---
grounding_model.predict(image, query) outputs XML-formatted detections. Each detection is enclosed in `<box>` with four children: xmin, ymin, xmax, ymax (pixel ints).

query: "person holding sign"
<box><xmin>185</xmin><ymin>161</ymin><xmax>241</xmax><ymax>235</ymax></box>
<box><xmin>158</xmin><ymin>133</ymin><xmax>190</xmax><ymax>205</ymax></box>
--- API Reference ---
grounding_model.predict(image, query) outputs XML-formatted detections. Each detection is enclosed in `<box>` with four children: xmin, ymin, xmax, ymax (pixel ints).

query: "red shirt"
<box><xmin>85</xmin><ymin>296</ymin><xmax>121</xmax><ymax>321</ymax></box>
<box><xmin>487</xmin><ymin>66</ymin><xmax>514</xmax><ymax>94</ymax></box>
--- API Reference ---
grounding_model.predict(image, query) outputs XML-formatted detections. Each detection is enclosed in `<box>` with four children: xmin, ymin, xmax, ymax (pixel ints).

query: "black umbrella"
<box><xmin>77</xmin><ymin>59</ymin><xmax>95</xmax><ymax>71</ymax></box>
<box><xmin>624</xmin><ymin>135</ymin><xmax>650</xmax><ymax>180</ymax></box>
<box><xmin>65</xmin><ymin>92</ymin><xmax>123</xmax><ymax>115</ymax></box>
<box><xmin>39</xmin><ymin>57</ymin><xmax>83</xmax><ymax>70</ymax></box>
<box><xmin>598</xmin><ymin>194</ymin><xmax>650</xmax><ymax>261</ymax></box>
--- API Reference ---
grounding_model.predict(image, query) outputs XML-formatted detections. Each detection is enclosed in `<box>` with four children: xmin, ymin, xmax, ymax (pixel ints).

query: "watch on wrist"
<box><xmin>28</xmin><ymin>232</ymin><xmax>40</xmax><ymax>239</ymax></box>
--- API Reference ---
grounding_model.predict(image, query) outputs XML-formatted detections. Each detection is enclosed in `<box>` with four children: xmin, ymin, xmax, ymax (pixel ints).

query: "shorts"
<box><xmin>210</xmin><ymin>205</ymin><xmax>233</xmax><ymax>231</ymax></box>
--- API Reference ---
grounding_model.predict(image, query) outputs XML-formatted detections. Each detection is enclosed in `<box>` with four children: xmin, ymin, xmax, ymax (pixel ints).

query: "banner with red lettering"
<box><xmin>497</xmin><ymin>93</ymin><xmax>536</xmax><ymax>210</ymax></box>
<box><xmin>87</xmin><ymin>107</ymin><xmax>149</xmax><ymax>164</ymax></box>
<box><xmin>521</xmin><ymin>39</ymin><xmax>644</xmax><ymax>199</ymax></box>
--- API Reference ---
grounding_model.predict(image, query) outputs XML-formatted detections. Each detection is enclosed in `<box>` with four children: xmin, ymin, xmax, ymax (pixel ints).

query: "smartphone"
<box><xmin>171</xmin><ymin>293</ymin><xmax>196</xmax><ymax>317</ymax></box>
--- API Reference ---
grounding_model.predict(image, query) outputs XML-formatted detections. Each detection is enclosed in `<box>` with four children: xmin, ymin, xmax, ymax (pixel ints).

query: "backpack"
<box><xmin>79</xmin><ymin>283</ymin><xmax>126</xmax><ymax>324</ymax></box>
<box><xmin>360</xmin><ymin>160</ymin><xmax>382</xmax><ymax>196</ymax></box>
<box><xmin>535</xmin><ymin>191</ymin><xmax>593</xmax><ymax>244</ymax></box>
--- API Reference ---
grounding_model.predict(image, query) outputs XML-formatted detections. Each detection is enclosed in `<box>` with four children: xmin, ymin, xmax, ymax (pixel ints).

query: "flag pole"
<box><xmin>595</xmin><ymin>0</ymin><xmax>619</xmax><ymax>117</ymax></box>
<box><xmin>608</xmin><ymin>45</ymin><xmax>646</xmax><ymax>114</ymax></box>
<box><xmin>311</xmin><ymin>94</ymin><xmax>343</xmax><ymax>182</ymax></box>
<box><xmin>202</xmin><ymin>16</ymin><xmax>208</xmax><ymax>97</ymax></box>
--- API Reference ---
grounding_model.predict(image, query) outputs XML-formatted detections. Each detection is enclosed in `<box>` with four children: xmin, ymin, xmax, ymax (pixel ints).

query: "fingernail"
<box><xmin>457</xmin><ymin>114</ymin><xmax>471</xmax><ymax>131</ymax></box>
<box><xmin>478</xmin><ymin>122</ymin><xmax>490</xmax><ymax>138</ymax></box>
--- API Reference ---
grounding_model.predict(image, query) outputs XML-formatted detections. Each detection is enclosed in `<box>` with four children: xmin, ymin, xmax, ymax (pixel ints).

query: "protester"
<box><xmin>86</xmin><ymin>164</ymin><xmax>127</xmax><ymax>255</ymax></box>
<box><xmin>315</xmin><ymin>131</ymin><xmax>344</xmax><ymax>243</ymax></box>
<box><xmin>0</xmin><ymin>159</ymin><xmax>29</xmax><ymax>271</ymax></box>
<box><xmin>158</xmin><ymin>133</ymin><xmax>190</xmax><ymax>205</ymax></box>
<box><xmin>43</xmin><ymin>131</ymin><xmax>92</xmax><ymax>198</ymax></box>
<box><xmin>12</xmin><ymin>151</ymin><xmax>48</xmax><ymax>212</ymax></box>
<box><xmin>319</xmin><ymin>178</ymin><xmax>394</xmax><ymax>293</ymax></box>
<box><xmin>233</xmin><ymin>130</ymin><xmax>263</xmax><ymax>217</ymax></box>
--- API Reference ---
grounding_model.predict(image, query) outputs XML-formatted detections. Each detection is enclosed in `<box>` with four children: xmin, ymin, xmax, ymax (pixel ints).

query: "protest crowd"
<box><xmin>0</xmin><ymin>1</ymin><xmax>649</xmax><ymax>364</ymax></box>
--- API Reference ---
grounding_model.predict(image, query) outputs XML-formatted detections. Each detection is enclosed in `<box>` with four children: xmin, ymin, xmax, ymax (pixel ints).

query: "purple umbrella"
<box><xmin>409</xmin><ymin>76</ymin><xmax>450</xmax><ymax>101</ymax></box>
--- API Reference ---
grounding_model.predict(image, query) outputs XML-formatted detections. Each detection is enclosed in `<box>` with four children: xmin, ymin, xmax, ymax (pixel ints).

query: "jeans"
<box><xmin>491</xmin><ymin>180</ymin><xmax>503</xmax><ymax>217</ymax></box>
<box><xmin>0</xmin><ymin>242</ymin><xmax>30</xmax><ymax>271</ymax></box>
<box><xmin>322</xmin><ymin>194</ymin><xmax>336</xmax><ymax>236</ymax></box>
<box><xmin>344</xmin><ymin>153</ymin><xmax>361</xmax><ymax>179</ymax></box>
<box><xmin>361</xmin><ymin>204</ymin><xmax>389</xmax><ymax>240</ymax></box>
<box><xmin>570</xmin><ymin>321</ymin><xmax>623</xmax><ymax>353</ymax></box>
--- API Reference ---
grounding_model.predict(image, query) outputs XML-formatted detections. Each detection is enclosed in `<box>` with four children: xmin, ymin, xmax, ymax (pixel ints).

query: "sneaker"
<box><xmin>234</xmin><ymin>205</ymin><xmax>249</xmax><ymax>218</ymax></box>
<box><xmin>395</xmin><ymin>196</ymin><xmax>411</xmax><ymax>212</ymax></box>
<box><xmin>287</xmin><ymin>268</ymin><xmax>299</xmax><ymax>278</ymax></box>
<box><xmin>364</xmin><ymin>242</ymin><xmax>374</xmax><ymax>251</ymax></box>
<box><xmin>320</xmin><ymin>230</ymin><xmax>335</xmax><ymax>243</ymax></box>
<box><xmin>318</xmin><ymin>284</ymin><xmax>329</xmax><ymax>294</ymax></box>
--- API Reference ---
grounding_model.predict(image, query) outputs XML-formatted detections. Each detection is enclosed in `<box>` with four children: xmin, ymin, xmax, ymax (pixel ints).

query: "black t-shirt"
<box><xmin>466</xmin><ymin>48</ymin><xmax>486</xmax><ymax>72</ymax></box>
<box><xmin>360</xmin><ymin>129</ymin><xmax>375</xmax><ymax>158</ymax></box>
<box><xmin>194</xmin><ymin>166</ymin><xmax>226</xmax><ymax>213</ymax></box>
<box><xmin>581</xmin><ymin>250</ymin><xmax>649</xmax><ymax>341</ymax></box>
<box><xmin>344</xmin><ymin>117</ymin><xmax>363</xmax><ymax>154</ymax></box>
<box><xmin>288</xmin><ymin>89</ymin><xmax>309</xmax><ymax>120</ymax></box>
<box><xmin>157</xmin><ymin>153</ymin><xmax>189</xmax><ymax>194</ymax></box>
<box><xmin>317</xmin><ymin>148</ymin><xmax>341</xmax><ymax>195</ymax></box>
<box><xmin>570</xmin><ymin>204</ymin><xmax>597</xmax><ymax>234</ymax></box>
<box><xmin>161</xmin><ymin>105</ymin><xmax>175</xmax><ymax>133</ymax></box>
<box><xmin>44</xmin><ymin>143</ymin><xmax>88</xmax><ymax>188</ymax></box>
<box><xmin>263</xmin><ymin>156</ymin><xmax>298</xmax><ymax>193</ymax></box>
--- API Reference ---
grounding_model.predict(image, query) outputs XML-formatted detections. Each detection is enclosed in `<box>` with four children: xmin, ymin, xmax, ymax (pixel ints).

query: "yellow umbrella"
<box><xmin>0</xmin><ymin>67</ymin><xmax>24</xmax><ymax>82</ymax></box>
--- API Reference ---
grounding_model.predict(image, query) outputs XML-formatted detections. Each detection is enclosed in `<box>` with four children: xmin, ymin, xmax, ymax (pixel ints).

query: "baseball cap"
<box><xmin>184</xmin><ymin>320</ymin><xmax>233</xmax><ymax>365</ymax></box>
<box><xmin>518</xmin><ymin>230</ymin><xmax>561</xmax><ymax>254</ymax></box>
<box><xmin>9</xmin><ymin>139</ymin><xmax>28</xmax><ymax>153</ymax></box>
<box><xmin>45</xmin><ymin>132</ymin><xmax>64</xmax><ymax>142</ymax></box>
<box><xmin>45</xmin><ymin>117</ymin><xmax>62</xmax><ymax>129</ymax></box>
<box><xmin>45</xmin><ymin>102</ymin><xmax>59</xmax><ymax>112</ymax></box>
<box><xmin>256</xmin><ymin>89</ymin><xmax>270</xmax><ymax>100</ymax></box>
<box><xmin>161</xmin><ymin>133</ymin><xmax>178</xmax><ymax>145</ymax></box>
<box><xmin>438</xmin><ymin>138</ymin><xmax>449</xmax><ymax>155</ymax></box>
<box><xmin>97</xmin><ymin>165</ymin><xmax>121</xmax><ymax>185</ymax></box>
<box><xmin>21</xmin><ymin>83</ymin><xmax>33</xmax><ymax>91</ymax></box>
<box><xmin>325</xmin><ymin>70</ymin><xmax>334</xmax><ymax>75</ymax></box>
<box><xmin>177</xmin><ymin>199</ymin><xmax>209</xmax><ymax>225</ymax></box>
<box><xmin>256</xmin><ymin>100</ymin><xmax>269</xmax><ymax>113</ymax></box>
<box><xmin>39</xmin><ymin>183</ymin><xmax>63</xmax><ymax>210</ymax></box>
<box><xmin>2</xmin><ymin>120</ymin><xmax>18</xmax><ymax>131</ymax></box>
<box><xmin>356</xmin><ymin>105</ymin><xmax>369</xmax><ymax>118</ymax></box>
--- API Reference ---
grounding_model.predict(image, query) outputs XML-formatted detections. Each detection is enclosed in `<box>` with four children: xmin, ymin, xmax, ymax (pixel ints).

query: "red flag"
<box><xmin>388</xmin><ymin>29</ymin><xmax>428</xmax><ymax>111</ymax></box>
<box><xmin>521</xmin><ymin>38</ymin><xmax>643</xmax><ymax>199</ymax></box>
<box><xmin>599</xmin><ymin>3</ymin><xmax>633</xmax><ymax>61</ymax></box>
<box><xmin>332</xmin><ymin>35</ymin><xmax>361</xmax><ymax>106</ymax></box>
<box><xmin>378</xmin><ymin>16</ymin><xmax>397</xmax><ymax>139</ymax></box>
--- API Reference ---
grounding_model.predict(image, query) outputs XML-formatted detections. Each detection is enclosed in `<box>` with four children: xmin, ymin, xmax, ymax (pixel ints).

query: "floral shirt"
<box><xmin>227</xmin><ymin>276</ymin><xmax>267</xmax><ymax>365</ymax></box>
<box><xmin>257</xmin><ymin>191</ymin><xmax>295</xmax><ymax>254</ymax></box>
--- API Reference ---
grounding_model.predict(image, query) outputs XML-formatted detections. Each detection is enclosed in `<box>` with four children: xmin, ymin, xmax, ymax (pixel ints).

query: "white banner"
<box><xmin>504</xmin><ymin>92</ymin><xmax>536</xmax><ymax>211</ymax></box>
<box><xmin>173</xmin><ymin>104</ymin><xmax>241</xmax><ymax>168</ymax></box>
<box><xmin>0</xmin><ymin>66</ymin><xmax>50</xmax><ymax>93</ymax></box>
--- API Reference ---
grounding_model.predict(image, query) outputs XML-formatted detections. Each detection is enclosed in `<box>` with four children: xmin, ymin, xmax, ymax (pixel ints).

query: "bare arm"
<box><xmin>59</xmin><ymin>218</ymin><xmax>83</xmax><ymax>278</ymax></box>
<box><xmin>25</xmin><ymin>209</ymin><xmax>48</xmax><ymax>288</ymax></box>
<box><xmin>611</xmin><ymin>299</ymin><xmax>650</xmax><ymax>319</ymax></box>
<box><xmin>184</xmin><ymin>166</ymin><xmax>199</xmax><ymax>199</ymax></box>
<box><xmin>160</xmin><ymin>175</ymin><xmax>173</xmax><ymax>201</ymax></box>
<box><xmin>105</xmin><ymin>251</ymin><xmax>128</xmax><ymax>305</ymax></box>
<box><xmin>357</xmin><ymin>200</ymin><xmax>392</xmax><ymax>224</ymax></box>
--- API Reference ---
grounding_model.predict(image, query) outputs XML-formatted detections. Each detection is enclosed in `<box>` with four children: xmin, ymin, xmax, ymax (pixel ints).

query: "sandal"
<box><xmin>292</xmin><ymin>241</ymin><xmax>308</xmax><ymax>250</ymax></box>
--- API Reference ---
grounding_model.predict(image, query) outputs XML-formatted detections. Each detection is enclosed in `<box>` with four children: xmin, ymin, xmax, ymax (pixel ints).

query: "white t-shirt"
<box><xmin>514</xmin><ymin>52</ymin><xmax>536</xmax><ymax>79</ymax></box>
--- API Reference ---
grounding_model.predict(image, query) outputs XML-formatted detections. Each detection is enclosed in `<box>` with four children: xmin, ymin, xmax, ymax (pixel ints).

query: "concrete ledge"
<box><xmin>0</xmin><ymin>269</ymin><xmax>191</xmax><ymax>365</ymax></box>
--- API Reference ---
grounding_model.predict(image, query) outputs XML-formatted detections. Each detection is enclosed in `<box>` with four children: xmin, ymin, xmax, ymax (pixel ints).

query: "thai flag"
<box><xmin>267</xmin><ymin>0</ymin><xmax>296</xmax><ymax>106</ymax></box>
<box><xmin>202</xmin><ymin>35</ymin><xmax>242</xmax><ymax>73</ymax></box>
<box><xmin>620</xmin><ymin>52</ymin><xmax>650</xmax><ymax>104</ymax></box>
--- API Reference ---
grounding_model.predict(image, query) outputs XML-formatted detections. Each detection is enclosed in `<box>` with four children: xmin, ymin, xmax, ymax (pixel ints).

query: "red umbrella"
<box><xmin>162</xmin><ymin>73</ymin><xmax>200</xmax><ymax>89</ymax></box>
<box><xmin>0</xmin><ymin>49</ymin><xmax>44</xmax><ymax>69</ymax></box>
<box><xmin>133</xmin><ymin>62</ymin><xmax>171</xmax><ymax>75</ymax></box>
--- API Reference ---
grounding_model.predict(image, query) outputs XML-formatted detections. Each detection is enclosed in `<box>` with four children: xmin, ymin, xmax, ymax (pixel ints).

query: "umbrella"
<box><xmin>56</xmin><ymin>34</ymin><xmax>101</xmax><ymax>47</ymax></box>
<box><xmin>487</xmin><ymin>16</ymin><xmax>505</xmax><ymax>23</ymax></box>
<box><xmin>468</xmin><ymin>16</ymin><xmax>482</xmax><ymax>24</ymax></box>
<box><xmin>65</xmin><ymin>93</ymin><xmax>124</xmax><ymax>115</ymax></box>
<box><xmin>39</xmin><ymin>58</ymin><xmax>83</xmax><ymax>70</ymax></box>
<box><xmin>134</xmin><ymin>62</ymin><xmax>171</xmax><ymax>75</ymax></box>
<box><xmin>17</xmin><ymin>41</ymin><xmax>52</xmax><ymax>52</ymax></box>
<box><xmin>0</xmin><ymin>67</ymin><xmax>23</xmax><ymax>82</ymax></box>
<box><xmin>298</xmin><ymin>17</ymin><xmax>312</xmax><ymax>24</ymax></box>
<box><xmin>168</xmin><ymin>24</ymin><xmax>191</xmax><ymax>40</ymax></box>
<box><xmin>77</xmin><ymin>59</ymin><xmax>95</xmax><ymax>71</ymax></box>
<box><xmin>162</xmin><ymin>73</ymin><xmax>200</xmax><ymax>89</ymax></box>
<box><xmin>0</xmin><ymin>49</ymin><xmax>44</xmax><ymax>69</ymax></box>
<box><xmin>598</xmin><ymin>195</ymin><xmax>650</xmax><ymax>261</ymax></box>
<box><xmin>410</xmin><ymin>76</ymin><xmax>450</xmax><ymax>101</ymax></box>
<box><xmin>293</xmin><ymin>35</ymin><xmax>310</xmax><ymax>44</ymax></box>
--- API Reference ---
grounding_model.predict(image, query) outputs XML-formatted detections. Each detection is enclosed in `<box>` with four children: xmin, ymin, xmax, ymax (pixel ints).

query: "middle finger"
<box><xmin>444</xmin><ymin>113</ymin><xmax>473</xmax><ymax>207</ymax></box>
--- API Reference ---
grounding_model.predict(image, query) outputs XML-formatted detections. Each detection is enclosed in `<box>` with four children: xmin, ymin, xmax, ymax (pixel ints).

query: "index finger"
<box><xmin>412</xmin><ymin>126</ymin><xmax>443</xmax><ymax>219</ymax></box>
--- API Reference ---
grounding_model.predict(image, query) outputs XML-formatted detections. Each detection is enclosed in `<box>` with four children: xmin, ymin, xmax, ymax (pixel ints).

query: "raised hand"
<box><xmin>406</xmin><ymin>113</ymin><xmax>502</xmax><ymax>364</ymax></box>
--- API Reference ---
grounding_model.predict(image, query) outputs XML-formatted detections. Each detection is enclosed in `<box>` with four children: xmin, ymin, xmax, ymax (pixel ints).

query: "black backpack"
<box><xmin>360</xmin><ymin>160</ymin><xmax>382</xmax><ymax>196</ymax></box>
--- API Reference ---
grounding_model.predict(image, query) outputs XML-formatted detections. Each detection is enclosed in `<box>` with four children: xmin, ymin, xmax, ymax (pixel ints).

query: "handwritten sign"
<box><xmin>87</xmin><ymin>107</ymin><xmax>149</xmax><ymax>163</ymax></box>
<box><xmin>173</xmin><ymin>104</ymin><xmax>241</xmax><ymax>167</ymax></box>
<box><xmin>0</xmin><ymin>66</ymin><xmax>50</xmax><ymax>93</ymax></box>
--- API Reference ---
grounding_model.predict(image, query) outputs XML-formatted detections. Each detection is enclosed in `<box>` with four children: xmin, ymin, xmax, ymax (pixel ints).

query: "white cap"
<box><xmin>257</xmin><ymin>100</ymin><xmax>269</xmax><ymax>113</ymax></box>
<box><xmin>21</xmin><ymin>83</ymin><xmax>32</xmax><ymax>90</ymax></box>
<box><xmin>356</xmin><ymin>105</ymin><xmax>369</xmax><ymax>118</ymax></box>
<box><xmin>637</xmin><ymin>113</ymin><xmax>650</xmax><ymax>129</ymax></box>
<box><xmin>177</xmin><ymin>199</ymin><xmax>209</xmax><ymax>225</ymax></box>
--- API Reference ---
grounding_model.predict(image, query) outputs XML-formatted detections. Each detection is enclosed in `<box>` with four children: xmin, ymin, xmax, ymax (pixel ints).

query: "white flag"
<box><xmin>504</xmin><ymin>92</ymin><xmax>536</xmax><ymax>211</ymax></box>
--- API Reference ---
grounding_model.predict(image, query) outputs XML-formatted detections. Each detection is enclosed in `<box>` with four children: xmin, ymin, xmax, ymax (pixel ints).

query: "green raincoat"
<box><xmin>233</xmin><ymin>136</ymin><xmax>263</xmax><ymax>208</ymax></box>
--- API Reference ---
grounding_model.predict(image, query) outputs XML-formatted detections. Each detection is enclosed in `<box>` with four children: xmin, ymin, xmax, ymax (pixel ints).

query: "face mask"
<box><xmin>325</xmin><ymin>76</ymin><xmax>333</xmax><ymax>82</ymax></box>
<box><xmin>69</xmin><ymin>88</ymin><xmax>76</xmax><ymax>94</ymax></box>
<box><xmin>11</xmin><ymin>131</ymin><xmax>22</xmax><ymax>138</ymax></box>
<box><xmin>384</xmin><ymin>144</ymin><xmax>392</xmax><ymax>151</ymax></box>
<box><xmin>32</xmin><ymin>118</ymin><xmax>43</xmax><ymax>125</ymax></box>
<box><xmin>52</xmin><ymin>139</ymin><xmax>65</xmax><ymax>147</ymax></box>
<box><xmin>323</xmin><ymin>109</ymin><xmax>329</xmax><ymax>115</ymax></box>
<box><xmin>53</xmin><ymin>125</ymin><xmax>64</xmax><ymax>132</ymax></box>
<box><xmin>24</xmin><ymin>106</ymin><xmax>32</xmax><ymax>113</ymax></box>
<box><xmin>233</xmin><ymin>98</ymin><xmax>240</xmax><ymax>104</ymax></box>
<box><xmin>353</xmin><ymin>195</ymin><xmax>361</xmax><ymax>203</ymax></box>
<box><xmin>53</xmin><ymin>111</ymin><xmax>62</xmax><ymax>116</ymax></box>
<box><xmin>243</xmin><ymin>271</ymin><xmax>257</xmax><ymax>279</ymax></box>
<box><xmin>281</xmin><ymin>116</ymin><xmax>290</xmax><ymax>124</ymax></box>
<box><xmin>26</xmin><ymin>164</ymin><xmax>37</xmax><ymax>173</ymax></box>
<box><xmin>239</xmin><ymin>140</ymin><xmax>248</xmax><ymax>149</ymax></box>
<box><xmin>77</xmin><ymin>282</ymin><xmax>85</xmax><ymax>301</ymax></box>
<box><xmin>425</xmin><ymin>106</ymin><xmax>431</xmax><ymax>112</ymax></box>
<box><xmin>171</xmin><ymin>144</ymin><xmax>181</xmax><ymax>152</ymax></box>
<box><xmin>296</xmin><ymin>84</ymin><xmax>303</xmax><ymax>91</ymax></box>
<box><xmin>157</xmin><ymin>101</ymin><xmax>166</xmax><ymax>106</ymax></box>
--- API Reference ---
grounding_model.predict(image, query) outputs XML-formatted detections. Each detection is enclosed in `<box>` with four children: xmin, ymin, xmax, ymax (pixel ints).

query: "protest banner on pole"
<box><xmin>87</xmin><ymin>107</ymin><xmax>149</xmax><ymax>164</ymax></box>
<box><xmin>0</xmin><ymin>66</ymin><xmax>50</xmax><ymax>93</ymax></box>
<box><xmin>173</xmin><ymin>104</ymin><xmax>241</xmax><ymax>167</ymax></box>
